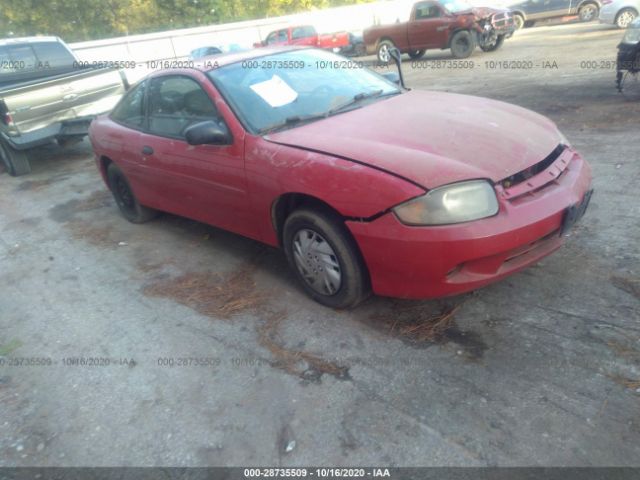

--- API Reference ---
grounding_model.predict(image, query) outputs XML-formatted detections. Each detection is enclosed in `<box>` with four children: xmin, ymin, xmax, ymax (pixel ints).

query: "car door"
<box><xmin>265</xmin><ymin>29</ymin><xmax>289</xmax><ymax>46</ymax></box>
<box><xmin>523</xmin><ymin>0</ymin><xmax>571</xmax><ymax>19</ymax></box>
<box><xmin>408</xmin><ymin>2</ymin><xmax>453</xmax><ymax>49</ymax></box>
<box><xmin>136</xmin><ymin>73</ymin><xmax>254</xmax><ymax>239</ymax></box>
<box><xmin>291</xmin><ymin>26</ymin><xmax>319</xmax><ymax>46</ymax></box>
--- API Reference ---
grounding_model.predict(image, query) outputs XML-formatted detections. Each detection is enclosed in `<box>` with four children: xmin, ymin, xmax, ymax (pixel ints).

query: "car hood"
<box><xmin>264</xmin><ymin>90</ymin><xmax>562</xmax><ymax>189</ymax></box>
<box><xmin>455</xmin><ymin>6</ymin><xmax>507</xmax><ymax>17</ymax></box>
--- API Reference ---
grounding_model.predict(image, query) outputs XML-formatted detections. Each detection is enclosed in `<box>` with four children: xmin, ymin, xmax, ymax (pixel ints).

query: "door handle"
<box><xmin>141</xmin><ymin>146</ymin><xmax>154</xmax><ymax>155</ymax></box>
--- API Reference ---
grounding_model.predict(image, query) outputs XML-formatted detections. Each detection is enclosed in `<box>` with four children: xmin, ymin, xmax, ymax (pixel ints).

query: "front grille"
<box><xmin>492</xmin><ymin>12</ymin><xmax>514</xmax><ymax>28</ymax></box>
<box><xmin>501</xmin><ymin>144</ymin><xmax>565</xmax><ymax>189</ymax></box>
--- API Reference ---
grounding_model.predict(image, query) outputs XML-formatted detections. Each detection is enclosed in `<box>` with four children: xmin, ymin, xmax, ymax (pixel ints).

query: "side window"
<box><xmin>278</xmin><ymin>30</ymin><xmax>289</xmax><ymax>42</ymax></box>
<box><xmin>7</xmin><ymin>45</ymin><xmax>37</xmax><ymax>70</ymax></box>
<box><xmin>266</xmin><ymin>32</ymin><xmax>279</xmax><ymax>45</ymax></box>
<box><xmin>292</xmin><ymin>26</ymin><xmax>315</xmax><ymax>39</ymax></box>
<box><xmin>32</xmin><ymin>42</ymin><xmax>75</xmax><ymax>69</ymax></box>
<box><xmin>415</xmin><ymin>3</ymin><xmax>440</xmax><ymax>18</ymax></box>
<box><xmin>111</xmin><ymin>80</ymin><xmax>146</xmax><ymax>128</ymax></box>
<box><xmin>147</xmin><ymin>76</ymin><xmax>222</xmax><ymax>140</ymax></box>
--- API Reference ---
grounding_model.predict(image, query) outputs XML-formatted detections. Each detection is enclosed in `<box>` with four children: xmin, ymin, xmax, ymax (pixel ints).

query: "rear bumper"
<box><xmin>347</xmin><ymin>149</ymin><xmax>592</xmax><ymax>299</ymax></box>
<box><xmin>2</xmin><ymin>116</ymin><xmax>95</xmax><ymax>150</ymax></box>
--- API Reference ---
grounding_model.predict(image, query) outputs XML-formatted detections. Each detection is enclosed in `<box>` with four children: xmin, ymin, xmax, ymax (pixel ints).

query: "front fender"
<box><xmin>244</xmin><ymin>135</ymin><xmax>425</xmax><ymax>245</ymax></box>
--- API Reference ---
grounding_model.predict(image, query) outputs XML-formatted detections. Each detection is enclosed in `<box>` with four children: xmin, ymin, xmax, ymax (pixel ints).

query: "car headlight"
<box><xmin>622</xmin><ymin>27</ymin><xmax>640</xmax><ymax>45</ymax></box>
<box><xmin>393</xmin><ymin>179</ymin><xmax>499</xmax><ymax>226</ymax></box>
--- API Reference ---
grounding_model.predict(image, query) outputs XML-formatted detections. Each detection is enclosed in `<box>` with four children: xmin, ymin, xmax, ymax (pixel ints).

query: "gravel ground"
<box><xmin>0</xmin><ymin>21</ymin><xmax>639</xmax><ymax>467</ymax></box>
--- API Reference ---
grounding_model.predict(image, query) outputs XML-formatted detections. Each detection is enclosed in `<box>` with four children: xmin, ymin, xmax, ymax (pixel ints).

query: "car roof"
<box><xmin>0</xmin><ymin>36</ymin><xmax>62</xmax><ymax>46</ymax></box>
<box><xmin>194</xmin><ymin>45</ymin><xmax>309</xmax><ymax>72</ymax></box>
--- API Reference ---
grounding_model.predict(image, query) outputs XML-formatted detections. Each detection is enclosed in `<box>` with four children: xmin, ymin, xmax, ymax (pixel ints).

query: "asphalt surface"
<box><xmin>1</xmin><ymin>22</ymin><xmax>639</xmax><ymax>467</ymax></box>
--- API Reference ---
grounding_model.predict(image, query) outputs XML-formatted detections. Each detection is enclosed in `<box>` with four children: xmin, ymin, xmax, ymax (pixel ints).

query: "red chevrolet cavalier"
<box><xmin>89</xmin><ymin>47</ymin><xmax>592</xmax><ymax>308</ymax></box>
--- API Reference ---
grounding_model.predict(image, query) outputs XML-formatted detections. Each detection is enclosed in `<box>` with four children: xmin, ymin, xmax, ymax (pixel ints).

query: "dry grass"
<box><xmin>67</xmin><ymin>220</ymin><xmax>113</xmax><ymax>246</ymax></box>
<box><xmin>607</xmin><ymin>340</ymin><xmax>640</xmax><ymax>359</ymax></box>
<box><xmin>610</xmin><ymin>275</ymin><xmax>640</xmax><ymax>299</ymax></box>
<box><xmin>611</xmin><ymin>375</ymin><xmax>640</xmax><ymax>391</ymax></box>
<box><xmin>258</xmin><ymin>311</ymin><xmax>349</xmax><ymax>381</ymax></box>
<box><xmin>17</xmin><ymin>179</ymin><xmax>55</xmax><ymax>191</ymax></box>
<box><xmin>368</xmin><ymin>302</ymin><xmax>462</xmax><ymax>344</ymax></box>
<box><xmin>77</xmin><ymin>190</ymin><xmax>113</xmax><ymax>212</ymax></box>
<box><xmin>143</xmin><ymin>265</ymin><xmax>267</xmax><ymax>319</ymax></box>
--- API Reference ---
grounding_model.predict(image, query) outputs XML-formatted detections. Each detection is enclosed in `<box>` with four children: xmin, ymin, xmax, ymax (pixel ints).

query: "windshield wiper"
<box><xmin>259</xmin><ymin>113</ymin><xmax>329</xmax><ymax>134</ymax></box>
<box><xmin>327</xmin><ymin>89</ymin><xmax>385</xmax><ymax>115</ymax></box>
<box><xmin>259</xmin><ymin>89</ymin><xmax>399</xmax><ymax>135</ymax></box>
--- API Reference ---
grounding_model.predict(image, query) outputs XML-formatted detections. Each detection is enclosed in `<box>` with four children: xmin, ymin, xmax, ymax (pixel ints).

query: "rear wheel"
<box><xmin>0</xmin><ymin>139</ymin><xmax>31</xmax><ymax>176</ymax></box>
<box><xmin>107</xmin><ymin>163</ymin><xmax>158</xmax><ymax>223</ymax></box>
<box><xmin>408</xmin><ymin>49</ymin><xmax>426</xmax><ymax>60</ymax></box>
<box><xmin>578</xmin><ymin>2</ymin><xmax>599</xmax><ymax>21</ymax></box>
<box><xmin>616</xmin><ymin>8</ymin><xmax>638</xmax><ymax>28</ymax></box>
<box><xmin>450</xmin><ymin>31</ymin><xmax>476</xmax><ymax>59</ymax></box>
<box><xmin>283</xmin><ymin>207</ymin><xmax>370</xmax><ymax>309</ymax></box>
<box><xmin>376</xmin><ymin>39</ymin><xmax>396</xmax><ymax>64</ymax></box>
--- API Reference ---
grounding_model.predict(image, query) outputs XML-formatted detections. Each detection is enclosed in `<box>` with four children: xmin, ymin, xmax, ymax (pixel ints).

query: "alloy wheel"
<box><xmin>618</xmin><ymin>10</ymin><xmax>636</xmax><ymax>27</ymax></box>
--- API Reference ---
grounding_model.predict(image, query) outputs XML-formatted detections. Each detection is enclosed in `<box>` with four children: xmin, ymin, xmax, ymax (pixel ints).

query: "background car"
<box><xmin>189</xmin><ymin>46</ymin><xmax>223</xmax><ymax>59</ymax></box>
<box><xmin>509</xmin><ymin>0</ymin><xmax>601</xmax><ymax>28</ymax></box>
<box><xmin>599</xmin><ymin>0</ymin><xmax>639</xmax><ymax>27</ymax></box>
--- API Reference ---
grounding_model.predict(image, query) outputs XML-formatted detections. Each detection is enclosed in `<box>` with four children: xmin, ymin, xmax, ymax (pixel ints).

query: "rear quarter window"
<box><xmin>111</xmin><ymin>80</ymin><xmax>147</xmax><ymax>129</ymax></box>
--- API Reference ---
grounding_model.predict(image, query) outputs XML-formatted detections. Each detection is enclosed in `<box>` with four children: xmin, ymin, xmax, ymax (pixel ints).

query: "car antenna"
<box><xmin>389</xmin><ymin>47</ymin><xmax>407</xmax><ymax>89</ymax></box>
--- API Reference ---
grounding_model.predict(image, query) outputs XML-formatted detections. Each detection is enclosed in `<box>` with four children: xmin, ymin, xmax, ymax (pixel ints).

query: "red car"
<box><xmin>253</xmin><ymin>25</ymin><xmax>351</xmax><ymax>51</ymax></box>
<box><xmin>363</xmin><ymin>0</ymin><xmax>516</xmax><ymax>62</ymax></box>
<box><xmin>89</xmin><ymin>47</ymin><xmax>592</xmax><ymax>309</ymax></box>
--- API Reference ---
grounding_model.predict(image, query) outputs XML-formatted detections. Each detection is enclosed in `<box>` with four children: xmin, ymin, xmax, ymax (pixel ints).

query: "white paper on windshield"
<box><xmin>250</xmin><ymin>75</ymin><xmax>298</xmax><ymax>107</ymax></box>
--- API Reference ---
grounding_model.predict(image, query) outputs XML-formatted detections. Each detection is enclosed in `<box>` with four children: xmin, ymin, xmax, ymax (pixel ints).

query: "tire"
<box><xmin>480</xmin><ymin>34</ymin><xmax>505</xmax><ymax>52</ymax></box>
<box><xmin>578</xmin><ymin>2</ymin><xmax>599</xmax><ymax>22</ymax></box>
<box><xmin>377</xmin><ymin>39</ymin><xmax>396</xmax><ymax>64</ymax></box>
<box><xmin>450</xmin><ymin>31</ymin><xmax>476</xmax><ymax>59</ymax></box>
<box><xmin>283</xmin><ymin>207</ymin><xmax>370</xmax><ymax>309</ymax></box>
<box><xmin>106</xmin><ymin>163</ymin><xmax>158</xmax><ymax>223</ymax></box>
<box><xmin>408</xmin><ymin>49</ymin><xmax>426</xmax><ymax>60</ymax></box>
<box><xmin>513</xmin><ymin>13</ymin><xmax>525</xmax><ymax>30</ymax></box>
<box><xmin>0</xmin><ymin>139</ymin><xmax>31</xmax><ymax>176</ymax></box>
<box><xmin>616</xmin><ymin>8</ymin><xmax>637</xmax><ymax>28</ymax></box>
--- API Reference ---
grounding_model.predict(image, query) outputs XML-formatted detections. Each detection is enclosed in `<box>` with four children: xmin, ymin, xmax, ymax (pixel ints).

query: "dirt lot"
<box><xmin>1</xmin><ymin>22</ymin><xmax>639</xmax><ymax>467</ymax></box>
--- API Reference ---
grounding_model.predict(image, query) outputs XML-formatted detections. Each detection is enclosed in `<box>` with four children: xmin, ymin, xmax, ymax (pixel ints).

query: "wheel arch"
<box><xmin>446</xmin><ymin>28</ymin><xmax>474</xmax><ymax>49</ymax></box>
<box><xmin>271</xmin><ymin>193</ymin><xmax>347</xmax><ymax>247</ymax></box>
<box><xmin>273</xmin><ymin>192</ymin><xmax>373</xmax><ymax>293</ymax></box>
<box><xmin>616</xmin><ymin>6</ymin><xmax>639</xmax><ymax>20</ymax></box>
<box><xmin>99</xmin><ymin>155</ymin><xmax>114</xmax><ymax>187</ymax></box>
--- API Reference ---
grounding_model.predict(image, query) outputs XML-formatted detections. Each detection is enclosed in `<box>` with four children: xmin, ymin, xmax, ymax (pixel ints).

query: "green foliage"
<box><xmin>0</xmin><ymin>0</ymin><xmax>373</xmax><ymax>41</ymax></box>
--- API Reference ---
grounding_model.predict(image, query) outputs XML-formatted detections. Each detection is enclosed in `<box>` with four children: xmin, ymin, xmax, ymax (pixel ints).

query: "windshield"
<box><xmin>208</xmin><ymin>49</ymin><xmax>401</xmax><ymax>134</ymax></box>
<box><xmin>441</xmin><ymin>0</ymin><xmax>472</xmax><ymax>12</ymax></box>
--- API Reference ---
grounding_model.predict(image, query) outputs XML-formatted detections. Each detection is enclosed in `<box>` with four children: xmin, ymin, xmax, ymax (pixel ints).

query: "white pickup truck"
<box><xmin>0</xmin><ymin>36</ymin><xmax>129</xmax><ymax>176</ymax></box>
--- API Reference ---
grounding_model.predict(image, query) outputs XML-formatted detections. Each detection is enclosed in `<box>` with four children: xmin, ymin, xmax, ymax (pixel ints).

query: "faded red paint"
<box><xmin>89</xmin><ymin>56</ymin><xmax>592</xmax><ymax>300</ymax></box>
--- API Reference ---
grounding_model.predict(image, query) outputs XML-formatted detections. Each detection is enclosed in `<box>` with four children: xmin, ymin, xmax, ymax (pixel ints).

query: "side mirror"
<box><xmin>184</xmin><ymin>121</ymin><xmax>231</xmax><ymax>146</ymax></box>
<box><xmin>382</xmin><ymin>72</ymin><xmax>401</xmax><ymax>85</ymax></box>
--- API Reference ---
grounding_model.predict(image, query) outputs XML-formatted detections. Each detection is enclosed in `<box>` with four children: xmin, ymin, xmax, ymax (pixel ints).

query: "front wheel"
<box><xmin>513</xmin><ymin>13</ymin><xmax>525</xmax><ymax>29</ymax></box>
<box><xmin>283</xmin><ymin>208</ymin><xmax>370</xmax><ymax>309</ymax></box>
<box><xmin>616</xmin><ymin>8</ymin><xmax>637</xmax><ymax>28</ymax></box>
<box><xmin>376</xmin><ymin>39</ymin><xmax>396</xmax><ymax>64</ymax></box>
<box><xmin>578</xmin><ymin>3</ymin><xmax>599</xmax><ymax>22</ymax></box>
<box><xmin>107</xmin><ymin>163</ymin><xmax>158</xmax><ymax>223</ymax></box>
<box><xmin>450</xmin><ymin>31</ymin><xmax>476</xmax><ymax>59</ymax></box>
<box><xmin>480</xmin><ymin>34</ymin><xmax>505</xmax><ymax>52</ymax></box>
<box><xmin>408</xmin><ymin>49</ymin><xmax>426</xmax><ymax>60</ymax></box>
